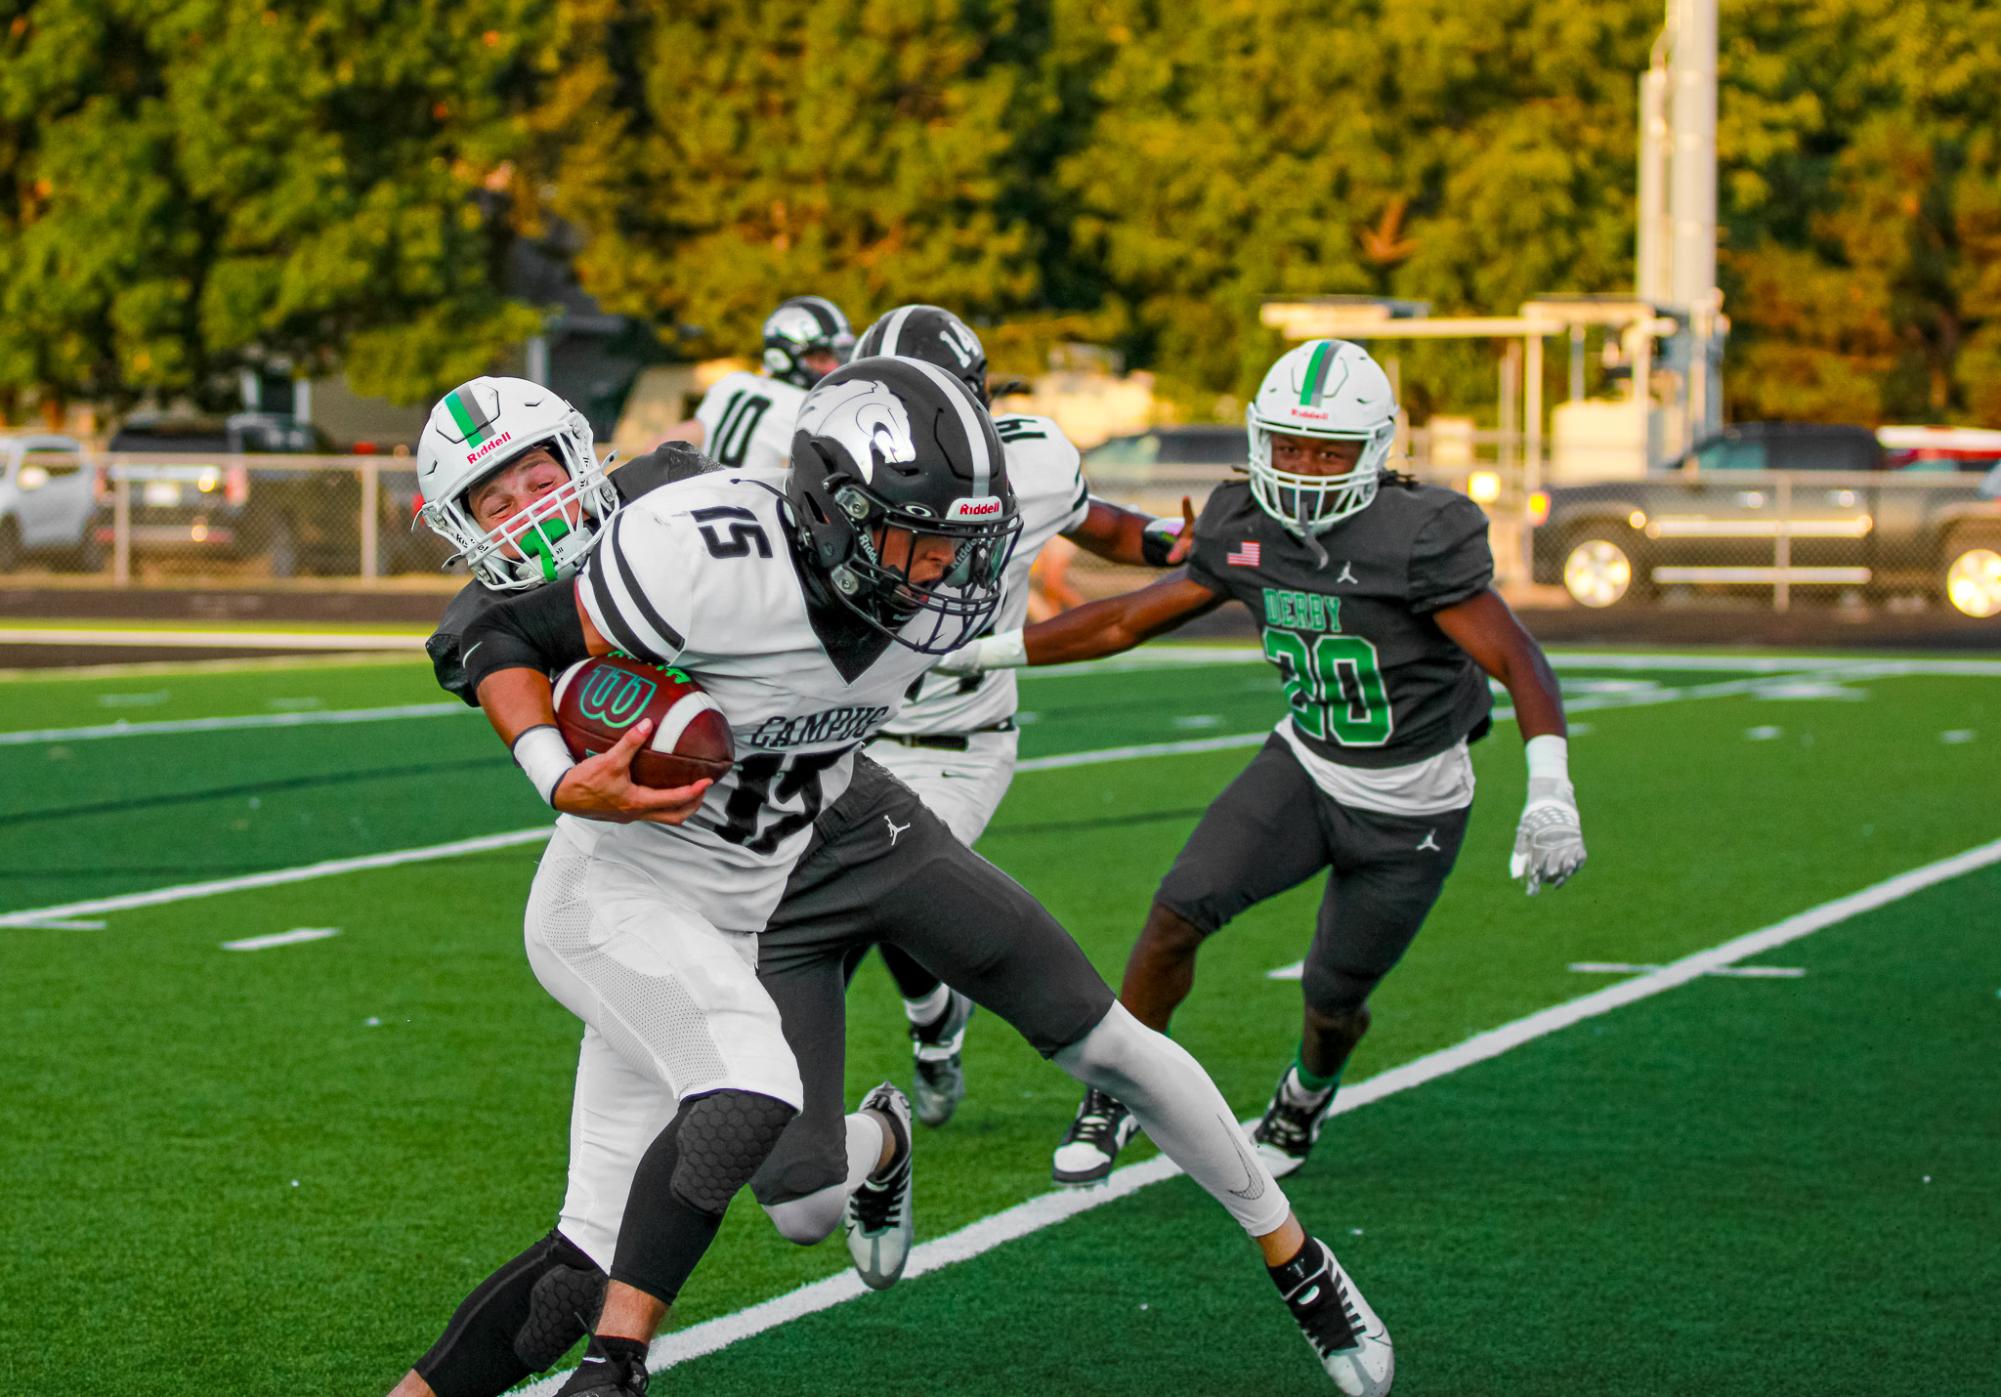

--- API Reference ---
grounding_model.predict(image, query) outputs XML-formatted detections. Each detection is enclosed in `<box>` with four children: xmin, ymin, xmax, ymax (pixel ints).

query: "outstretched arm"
<box><xmin>936</xmin><ymin>569</ymin><xmax>1226</xmax><ymax>675</ymax></box>
<box><xmin>1433</xmin><ymin>589</ymin><xmax>1584</xmax><ymax>895</ymax></box>
<box><xmin>1064</xmin><ymin>496</ymin><xmax>1199</xmax><ymax>569</ymax></box>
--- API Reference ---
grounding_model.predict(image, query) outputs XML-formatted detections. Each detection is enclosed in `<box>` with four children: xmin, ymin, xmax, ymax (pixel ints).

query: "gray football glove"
<box><xmin>1509</xmin><ymin>777</ymin><xmax>1586</xmax><ymax>896</ymax></box>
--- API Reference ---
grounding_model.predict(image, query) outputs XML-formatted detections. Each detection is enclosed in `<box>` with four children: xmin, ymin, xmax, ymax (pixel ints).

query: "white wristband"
<box><xmin>513</xmin><ymin>725</ymin><xmax>577</xmax><ymax>808</ymax></box>
<box><xmin>1525</xmin><ymin>734</ymin><xmax>1570</xmax><ymax>785</ymax></box>
<box><xmin>975</xmin><ymin>628</ymin><xmax>1029</xmax><ymax>671</ymax></box>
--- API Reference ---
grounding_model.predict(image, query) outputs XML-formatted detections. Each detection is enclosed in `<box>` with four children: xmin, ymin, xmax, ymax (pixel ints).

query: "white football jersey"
<box><xmin>692</xmin><ymin>371</ymin><xmax>809</xmax><ymax>474</ymax></box>
<box><xmin>883</xmin><ymin>413</ymin><xmax>1089</xmax><ymax>736</ymax></box>
<box><xmin>571</xmin><ymin>472</ymin><xmax>937</xmax><ymax>932</ymax></box>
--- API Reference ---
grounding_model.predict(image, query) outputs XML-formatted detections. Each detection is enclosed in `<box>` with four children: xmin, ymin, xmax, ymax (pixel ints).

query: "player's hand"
<box><xmin>552</xmin><ymin>720</ymin><xmax>712</xmax><ymax>825</ymax></box>
<box><xmin>1509</xmin><ymin>777</ymin><xmax>1586</xmax><ymax>895</ymax></box>
<box><xmin>1167</xmin><ymin>496</ymin><xmax>1197</xmax><ymax>564</ymax></box>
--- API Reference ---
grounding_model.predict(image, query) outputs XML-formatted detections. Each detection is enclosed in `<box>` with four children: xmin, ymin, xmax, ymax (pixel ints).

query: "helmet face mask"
<box><xmin>786</xmin><ymin>359</ymin><xmax>1020</xmax><ymax>654</ymax></box>
<box><xmin>1246</xmin><ymin>339</ymin><xmax>1399</xmax><ymax>536</ymax></box>
<box><xmin>415</xmin><ymin>378</ymin><xmax>618</xmax><ymax>590</ymax></box>
<box><xmin>762</xmin><ymin>295</ymin><xmax>857</xmax><ymax>389</ymax></box>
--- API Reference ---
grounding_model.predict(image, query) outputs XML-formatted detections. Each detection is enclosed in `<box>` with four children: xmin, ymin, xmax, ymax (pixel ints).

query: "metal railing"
<box><xmin>5</xmin><ymin>447</ymin><xmax>1996</xmax><ymax>620</ymax></box>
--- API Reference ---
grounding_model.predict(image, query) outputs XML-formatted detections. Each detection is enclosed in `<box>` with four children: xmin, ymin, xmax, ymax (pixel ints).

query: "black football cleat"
<box><xmin>1050</xmin><ymin>1086</ymin><xmax>1138</xmax><ymax>1187</ymax></box>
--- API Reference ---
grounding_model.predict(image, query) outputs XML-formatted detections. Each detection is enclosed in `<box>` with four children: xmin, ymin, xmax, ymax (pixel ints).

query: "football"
<box><xmin>551</xmin><ymin>652</ymin><xmax>734</xmax><ymax>789</ymax></box>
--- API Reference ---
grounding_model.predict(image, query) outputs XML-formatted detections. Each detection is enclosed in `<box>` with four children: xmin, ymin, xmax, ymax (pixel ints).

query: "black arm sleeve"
<box><xmin>460</xmin><ymin>578</ymin><xmax>591</xmax><ymax>694</ymax></box>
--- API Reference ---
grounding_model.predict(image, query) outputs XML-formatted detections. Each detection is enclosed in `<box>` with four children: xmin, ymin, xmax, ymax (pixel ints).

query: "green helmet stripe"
<box><xmin>1299</xmin><ymin>340</ymin><xmax>1334</xmax><ymax>406</ymax></box>
<box><xmin>446</xmin><ymin>388</ymin><xmax>493</xmax><ymax>448</ymax></box>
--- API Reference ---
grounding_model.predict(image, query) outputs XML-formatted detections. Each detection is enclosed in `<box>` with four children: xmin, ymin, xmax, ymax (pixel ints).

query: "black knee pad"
<box><xmin>671</xmin><ymin>1088</ymin><xmax>798</xmax><ymax>1213</ymax></box>
<box><xmin>416</xmin><ymin>1229</ymin><xmax>605</xmax><ymax>1397</ymax></box>
<box><xmin>514</xmin><ymin>1252</ymin><xmax>608</xmax><ymax>1371</ymax></box>
<box><xmin>611</xmin><ymin>1089</ymin><xmax>797</xmax><ymax>1304</ymax></box>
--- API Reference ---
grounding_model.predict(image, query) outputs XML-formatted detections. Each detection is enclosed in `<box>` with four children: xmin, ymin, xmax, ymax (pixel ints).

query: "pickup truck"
<box><xmin>1529</xmin><ymin>423</ymin><xmax>2001</xmax><ymax>618</ymax></box>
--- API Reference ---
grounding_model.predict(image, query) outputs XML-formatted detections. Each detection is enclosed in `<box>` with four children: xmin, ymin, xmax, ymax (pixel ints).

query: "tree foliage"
<box><xmin>6</xmin><ymin>0</ymin><xmax>2001</xmax><ymax>425</ymax></box>
<box><xmin>0</xmin><ymin>0</ymin><xmax>554</xmax><ymax>412</ymax></box>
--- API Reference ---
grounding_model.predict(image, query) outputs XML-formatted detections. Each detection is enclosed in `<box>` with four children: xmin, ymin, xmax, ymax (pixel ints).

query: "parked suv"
<box><xmin>101</xmin><ymin>413</ymin><xmax>437</xmax><ymax>577</ymax></box>
<box><xmin>0</xmin><ymin>433</ymin><xmax>98</xmax><ymax>571</ymax></box>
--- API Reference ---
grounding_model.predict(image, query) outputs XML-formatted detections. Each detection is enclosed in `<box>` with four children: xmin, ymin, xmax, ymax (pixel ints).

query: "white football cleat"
<box><xmin>911</xmin><ymin>988</ymin><xmax>975</xmax><ymax>1127</ymax></box>
<box><xmin>844</xmin><ymin>1082</ymin><xmax>914</xmax><ymax>1290</ymax></box>
<box><xmin>1276</xmin><ymin>1238</ymin><xmax>1394</xmax><ymax>1396</ymax></box>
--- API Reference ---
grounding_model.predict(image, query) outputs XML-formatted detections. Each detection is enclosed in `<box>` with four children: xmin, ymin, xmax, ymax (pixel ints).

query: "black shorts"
<box><xmin>1155</xmin><ymin>735</ymin><xmax>1469</xmax><ymax>1016</ymax></box>
<box><xmin>749</xmin><ymin>756</ymin><xmax>1116</xmax><ymax>1205</ymax></box>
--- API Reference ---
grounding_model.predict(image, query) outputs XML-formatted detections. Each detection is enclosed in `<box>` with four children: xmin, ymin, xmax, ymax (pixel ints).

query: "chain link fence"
<box><xmin>3</xmin><ymin>437</ymin><xmax>1998</xmax><ymax>621</ymax></box>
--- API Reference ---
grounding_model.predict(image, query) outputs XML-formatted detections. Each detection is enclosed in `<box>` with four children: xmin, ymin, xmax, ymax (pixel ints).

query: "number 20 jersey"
<box><xmin>1185</xmin><ymin>479</ymin><xmax>1495</xmax><ymax>771</ymax></box>
<box><xmin>693</xmin><ymin>371</ymin><xmax>809</xmax><ymax>474</ymax></box>
<box><xmin>570</xmin><ymin>471</ymin><xmax>938</xmax><ymax>933</ymax></box>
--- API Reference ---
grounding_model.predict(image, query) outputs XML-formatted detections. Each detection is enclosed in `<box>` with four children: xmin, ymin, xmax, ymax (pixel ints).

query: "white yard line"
<box><xmin>1568</xmin><ymin>961</ymin><xmax>1806</xmax><ymax>979</ymax></box>
<box><xmin>221</xmin><ymin>926</ymin><xmax>340</xmax><ymax>952</ymax></box>
<box><xmin>0</xmin><ymin>664</ymin><xmax>1947</xmax><ymax>928</ymax></box>
<box><xmin>0</xmin><ymin>626</ymin><xmax>427</xmax><ymax>651</ymax></box>
<box><xmin>511</xmin><ymin>833</ymin><xmax>2001</xmax><ymax>1392</ymax></box>
<box><xmin>0</xmin><ymin>701</ymin><xmax>464</xmax><ymax>746</ymax></box>
<box><xmin>4</xmin><ymin>650</ymin><xmax>1991</xmax><ymax>747</ymax></box>
<box><xmin>0</xmin><ymin>829</ymin><xmax>549</xmax><ymax>930</ymax></box>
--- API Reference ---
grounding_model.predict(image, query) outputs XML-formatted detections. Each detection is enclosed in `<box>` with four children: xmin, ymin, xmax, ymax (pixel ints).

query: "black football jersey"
<box><xmin>1185</xmin><ymin>479</ymin><xmax>1494</xmax><ymax>770</ymax></box>
<box><xmin>426</xmin><ymin>442</ymin><xmax>720</xmax><ymax>703</ymax></box>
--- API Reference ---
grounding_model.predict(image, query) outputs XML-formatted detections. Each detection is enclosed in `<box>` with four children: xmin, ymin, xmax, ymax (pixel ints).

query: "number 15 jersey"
<box><xmin>570</xmin><ymin>471</ymin><xmax>937</xmax><ymax>933</ymax></box>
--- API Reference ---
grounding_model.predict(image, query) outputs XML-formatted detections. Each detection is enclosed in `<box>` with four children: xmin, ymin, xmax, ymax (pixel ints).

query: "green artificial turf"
<box><xmin>0</xmin><ymin>653</ymin><xmax>1994</xmax><ymax>1394</ymax></box>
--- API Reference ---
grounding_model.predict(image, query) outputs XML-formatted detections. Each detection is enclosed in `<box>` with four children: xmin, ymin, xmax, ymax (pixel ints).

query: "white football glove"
<box><xmin>932</xmin><ymin>627</ymin><xmax>1027</xmax><ymax>678</ymax></box>
<box><xmin>1510</xmin><ymin>776</ymin><xmax>1586</xmax><ymax>896</ymax></box>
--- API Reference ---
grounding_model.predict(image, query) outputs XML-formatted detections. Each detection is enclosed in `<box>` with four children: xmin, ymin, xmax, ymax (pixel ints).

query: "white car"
<box><xmin>0</xmin><ymin>433</ymin><xmax>99</xmax><ymax>571</ymax></box>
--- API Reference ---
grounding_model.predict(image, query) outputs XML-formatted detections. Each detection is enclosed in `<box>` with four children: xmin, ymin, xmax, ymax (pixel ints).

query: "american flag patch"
<box><xmin>1226</xmin><ymin>541</ymin><xmax>1262</xmax><ymax>567</ymax></box>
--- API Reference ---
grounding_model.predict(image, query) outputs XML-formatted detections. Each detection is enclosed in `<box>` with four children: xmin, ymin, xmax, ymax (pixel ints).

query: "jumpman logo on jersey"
<box><xmin>1416</xmin><ymin>829</ymin><xmax>1441</xmax><ymax>852</ymax></box>
<box><xmin>1334</xmin><ymin>560</ymin><xmax>1359</xmax><ymax>585</ymax></box>
<box><xmin>883</xmin><ymin>815</ymin><xmax>911</xmax><ymax>846</ymax></box>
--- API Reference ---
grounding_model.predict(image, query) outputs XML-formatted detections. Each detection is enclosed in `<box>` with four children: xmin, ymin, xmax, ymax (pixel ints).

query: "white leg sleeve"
<box><xmin>760</xmin><ymin>1111</ymin><xmax>886</xmax><ymax>1245</ymax></box>
<box><xmin>1052</xmin><ymin>1003</ymin><xmax>1291</xmax><ymax>1237</ymax></box>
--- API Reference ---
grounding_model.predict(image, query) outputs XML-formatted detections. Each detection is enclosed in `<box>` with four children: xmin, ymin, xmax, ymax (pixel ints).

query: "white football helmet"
<box><xmin>415</xmin><ymin>376</ymin><xmax>617</xmax><ymax>590</ymax></box>
<box><xmin>1246</xmin><ymin>339</ymin><xmax>1398</xmax><ymax>534</ymax></box>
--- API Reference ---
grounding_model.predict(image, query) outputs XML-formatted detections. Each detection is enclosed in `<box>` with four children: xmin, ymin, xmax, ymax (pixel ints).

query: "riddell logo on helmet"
<box><xmin>949</xmin><ymin>496</ymin><xmax>1004</xmax><ymax>519</ymax></box>
<box><xmin>1291</xmin><ymin>408</ymin><xmax>1330</xmax><ymax>420</ymax></box>
<box><xmin>464</xmin><ymin>431</ymin><xmax>515</xmax><ymax>465</ymax></box>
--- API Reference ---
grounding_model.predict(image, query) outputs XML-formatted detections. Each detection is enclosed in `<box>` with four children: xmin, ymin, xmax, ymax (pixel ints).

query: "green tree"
<box><xmin>1055</xmin><ymin>0</ymin><xmax>1655</xmax><ymax>417</ymax></box>
<box><xmin>541</xmin><ymin>0</ymin><xmax>1058</xmax><ymax>372</ymax></box>
<box><xmin>0</xmin><ymin>0</ymin><xmax>555</xmax><ymax>417</ymax></box>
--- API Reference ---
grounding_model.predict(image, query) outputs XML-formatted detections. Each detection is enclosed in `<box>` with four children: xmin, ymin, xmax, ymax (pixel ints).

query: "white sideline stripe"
<box><xmin>0</xmin><ymin>828</ymin><xmax>549</xmax><ymax>929</ymax></box>
<box><xmin>0</xmin><ymin>665</ymin><xmax>1926</xmax><ymax>928</ymax></box>
<box><xmin>221</xmin><ymin>926</ymin><xmax>340</xmax><ymax>952</ymax></box>
<box><xmin>0</xmin><ymin>626</ymin><xmax>426</xmax><ymax>651</ymax></box>
<box><xmin>8</xmin><ymin>917</ymin><xmax>106</xmax><ymax>931</ymax></box>
<box><xmin>5</xmin><ymin>650</ymin><xmax>1992</xmax><ymax>747</ymax></box>
<box><xmin>513</xmin><ymin>832</ymin><xmax>2001</xmax><ymax>1395</ymax></box>
<box><xmin>0</xmin><ymin>701</ymin><xmax>464</xmax><ymax>746</ymax></box>
<box><xmin>1568</xmin><ymin>961</ymin><xmax>1806</xmax><ymax>979</ymax></box>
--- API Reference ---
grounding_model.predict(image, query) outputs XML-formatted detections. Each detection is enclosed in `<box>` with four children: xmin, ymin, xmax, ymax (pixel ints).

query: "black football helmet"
<box><xmin>854</xmin><ymin>304</ymin><xmax>990</xmax><ymax>405</ymax></box>
<box><xmin>762</xmin><ymin>295</ymin><xmax>856</xmax><ymax>389</ymax></box>
<box><xmin>787</xmin><ymin>357</ymin><xmax>1021</xmax><ymax>653</ymax></box>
